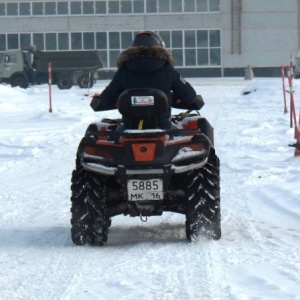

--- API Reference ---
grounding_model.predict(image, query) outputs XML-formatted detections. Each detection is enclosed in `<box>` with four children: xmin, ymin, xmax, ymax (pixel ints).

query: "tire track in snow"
<box><xmin>58</xmin><ymin>212</ymin><xmax>233</xmax><ymax>300</ymax></box>
<box><xmin>205</xmin><ymin>80</ymin><xmax>300</xmax><ymax>299</ymax></box>
<box><xmin>217</xmin><ymin>133</ymin><xmax>300</xmax><ymax>297</ymax></box>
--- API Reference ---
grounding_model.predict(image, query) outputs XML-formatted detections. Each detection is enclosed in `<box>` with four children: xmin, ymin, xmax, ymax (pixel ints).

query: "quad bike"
<box><xmin>70</xmin><ymin>88</ymin><xmax>221</xmax><ymax>245</ymax></box>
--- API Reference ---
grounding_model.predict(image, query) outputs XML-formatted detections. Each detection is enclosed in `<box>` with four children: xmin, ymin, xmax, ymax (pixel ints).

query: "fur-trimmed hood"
<box><xmin>117</xmin><ymin>46</ymin><xmax>174</xmax><ymax>74</ymax></box>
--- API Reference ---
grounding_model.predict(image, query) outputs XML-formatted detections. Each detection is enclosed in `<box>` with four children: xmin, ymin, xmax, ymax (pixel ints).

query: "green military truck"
<box><xmin>0</xmin><ymin>44</ymin><xmax>103</xmax><ymax>89</ymax></box>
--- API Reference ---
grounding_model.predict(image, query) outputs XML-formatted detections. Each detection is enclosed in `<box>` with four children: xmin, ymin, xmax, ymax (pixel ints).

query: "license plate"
<box><xmin>127</xmin><ymin>179</ymin><xmax>163</xmax><ymax>201</ymax></box>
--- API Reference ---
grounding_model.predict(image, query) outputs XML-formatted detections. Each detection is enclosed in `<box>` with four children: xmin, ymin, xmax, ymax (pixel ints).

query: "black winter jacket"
<box><xmin>92</xmin><ymin>46</ymin><xmax>197</xmax><ymax>129</ymax></box>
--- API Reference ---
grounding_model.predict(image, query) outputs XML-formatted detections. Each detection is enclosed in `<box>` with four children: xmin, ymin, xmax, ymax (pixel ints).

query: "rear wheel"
<box><xmin>78</xmin><ymin>74</ymin><xmax>94</xmax><ymax>89</ymax></box>
<box><xmin>185</xmin><ymin>149</ymin><xmax>221</xmax><ymax>242</ymax></box>
<box><xmin>70</xmin><ymin>161</ymin><xmax>110</xmax><ymax>246</ymax></box>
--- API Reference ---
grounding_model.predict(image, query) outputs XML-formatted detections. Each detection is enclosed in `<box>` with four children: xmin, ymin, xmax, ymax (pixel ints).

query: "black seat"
<box><xmin>117</xmin><ymin>88</ymin><xmax>168</xmax><ymax>129</ymax></box>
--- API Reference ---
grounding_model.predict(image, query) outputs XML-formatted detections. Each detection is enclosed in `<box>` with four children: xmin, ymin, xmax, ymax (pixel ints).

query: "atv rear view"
<box><xmin>70</xmin><ymin>88</ymin><xmax>221</xmax><ymax>245</ymax></box>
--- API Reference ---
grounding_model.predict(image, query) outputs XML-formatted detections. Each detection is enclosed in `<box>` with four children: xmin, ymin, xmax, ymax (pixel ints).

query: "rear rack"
<box><xmin>85</xmin><ymin>128</ymin><xmax>201</xmax><ymax>139</ymax></box>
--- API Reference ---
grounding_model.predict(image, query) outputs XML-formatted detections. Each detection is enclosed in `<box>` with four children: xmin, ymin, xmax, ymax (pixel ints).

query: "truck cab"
<box><xmin>0</xmin><ymin>49</ymin><xmax>30</xmax><ymax>88</ymax></box>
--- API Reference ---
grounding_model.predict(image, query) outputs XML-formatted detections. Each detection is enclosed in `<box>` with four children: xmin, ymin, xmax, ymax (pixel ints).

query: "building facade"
<box><xmin>0</xmin><ymin>0</ymin><xmax>299</xmax><ymax>78</ymax></box>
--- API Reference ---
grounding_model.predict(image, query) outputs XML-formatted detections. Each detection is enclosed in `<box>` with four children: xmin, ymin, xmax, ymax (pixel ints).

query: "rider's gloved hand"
<box><xmin>90</xmin><ymin>94</ymin><xmax>101</xmax><ymax>111</ymax></box>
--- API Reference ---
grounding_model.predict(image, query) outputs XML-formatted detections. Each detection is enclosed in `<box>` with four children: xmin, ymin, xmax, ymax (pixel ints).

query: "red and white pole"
<box><xmin>286</xmin><ymin>65</ymin><xmax>294</xmax><ymax>129</ymax></box>
<box><xmin>286</xmin><ymin>65</ymin><xmax>300</xmax><ymax>156</ymax></box>
<box><xmin>293</xmin><ymin>111</ymin><xmax>300</xmax><ymax>156</ymax></box>
<box><xmin>48</xmin><ymin>62</ymin><xmax>52</xmax><ymax>113</ymax></box>
<box><xmin>281</xmin><ymin>65</ymin><xmax>288</xmax><ymax>113</ymax></box>
<box><xmin>289</xmin><ymin>56</ymin><xmax>294</xmax><ymax>127</ymax></box>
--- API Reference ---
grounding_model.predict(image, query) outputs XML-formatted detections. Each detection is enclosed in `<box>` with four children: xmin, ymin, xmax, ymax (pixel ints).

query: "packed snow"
<box><xmin>0</xmin><ymin>77</ymin><xmax>299</xmax><ymax>300</ymax></box>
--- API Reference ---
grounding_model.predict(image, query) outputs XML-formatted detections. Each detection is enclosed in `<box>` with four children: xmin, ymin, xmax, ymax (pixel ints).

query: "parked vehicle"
<box><xmin>0</xmin><ymin>45</ymin><xmax>102</xmax><ymax>89</ymax></box>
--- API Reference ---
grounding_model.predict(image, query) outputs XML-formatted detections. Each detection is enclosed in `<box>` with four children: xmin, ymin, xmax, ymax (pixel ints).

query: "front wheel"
<box><xmin>10</xmin><ymin>75</ymin><xmax>28</xmax><ymax>88</ymax></box>
<box><xmin>70</xmin><ymin>160</ymin><xmax>110</xmax><ymax>246</ymax></box>
<box><xmin>57</xmin><ymin>73</ymin><xmax>73</xmax><ymax>90</ymax></box>
<box><xmin>185</xmin><ymin>149</ymin><xmax>221</xmax><ymax>242</ymax></box>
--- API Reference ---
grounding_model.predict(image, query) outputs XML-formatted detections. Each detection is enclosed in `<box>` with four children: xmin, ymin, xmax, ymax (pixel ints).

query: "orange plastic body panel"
<box><xmin>182</xmin><ymin>119</ymin><xmax>199</xmax><ymax>136</ymax></box>
<box><xmin>183</xmin><ymin>120</ymin><xmax>198</xmax><ymax>129</ymax></box>
<box><xmin>131</xmin><ymin>143</ymin><xmax>156</xmax><ymax>161</ymax></box>
<box><xmin>85</xmin><ymin>146</ymin><xmax>112</xmax><ymax>158</ymax></box>
<box><xmin>97</xmin><ymin>126</ymin><xmax>108</xmax><ymax>141</ymax></box>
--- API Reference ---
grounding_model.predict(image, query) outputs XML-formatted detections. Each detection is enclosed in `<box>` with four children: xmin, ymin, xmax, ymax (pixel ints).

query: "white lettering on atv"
<box><xmin>131</xmin><ymin>96</ymin><xmax>154</xmax><ymax>106</ymax></box>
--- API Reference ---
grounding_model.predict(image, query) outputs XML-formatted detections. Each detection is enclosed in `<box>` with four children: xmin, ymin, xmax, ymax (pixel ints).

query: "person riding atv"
<box><xmin>70</xmin><ymin>31</ymin><xmax>221</xmax><ymax>246</ymax></box>
<box><xmin>91</xmin><ymin>31</ymin><xmax>198</xmax><ymax>130</ymax></box>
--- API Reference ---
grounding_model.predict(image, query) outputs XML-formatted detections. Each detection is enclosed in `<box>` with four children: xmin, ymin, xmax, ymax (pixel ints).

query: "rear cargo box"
<box><xmin>32</xmin><ymin>50</ymin><xmax>103</xmax><ymax>72</ymax></box>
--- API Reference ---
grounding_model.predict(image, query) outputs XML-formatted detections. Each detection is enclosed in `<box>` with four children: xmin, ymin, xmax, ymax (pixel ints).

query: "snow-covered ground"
<box><xmin>0</xmin><ymin>77</ymin><xmax>299</xmax><ymax>300</ymax></box>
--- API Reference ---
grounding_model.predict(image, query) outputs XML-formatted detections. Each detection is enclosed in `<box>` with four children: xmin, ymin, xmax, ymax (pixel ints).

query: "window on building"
<box><xmin>197</xmin><ymin>30</ymin><xmax>208</xmax><ymax>47</ymax></box>
<box><xmin>159</xmin><ymin>31</ymin><xmax>171</xmax><ymax>48</ymax></box>
<box><xmin>57</xmin><ymin>2</ymin><xmax>68</xmax><ymax>15</ymax></box>
<box><xmin>185</xmin><ymin>31</ymin><xmax>196</xmax><ymax>48</ymax></box>
<box><xmin>7</xmin><ymin>34</ymin><xmax>19</xmax><ymax>49</ymax></box>
<box><xmin>58</xmin><ymin>33</ymin><xmax>69</xmax><ymax>50</ymax></box>
<box><xmin>108</xmin><ymin>1</ymin><xmax>119</xmax><ymax>14</ymax></box>
<box><xmin>210</xmin><ymin>48</ymin><xmax>220</xmax><ymax>65</ymax></box>
<box><xmin>70</xmin><ymin>2</ymin><xmax>81</xmax><ymax>14</ymax></box>
<box><xmin>197</xmin><ymin>49</ymin><xmax>209</xmax><ymax>65</ymax></box>
<box><xmin>0</xmin><ymin>3</ymin><xmax>5</xmax><ymax>16</ymax></box>
<box><xmin>83</xmin><ymin>1</ymin><xmax>94</xmax><ymax>14</ymax></box>
<box><xmin>96</xmin><ymin>32</ymin><xmax>107</xmax><ymax>49</ymax></box>
<box><xmin>209</xmin><ymin>0</ymin><xmax>220</xmax><ymax>12</ymax></box>
<box><xmin>172</xmin><ymin>31</ymin><xmax>183</xmax><ymax>48</ymax></box>
<box><xmin>107</xmin><ymin>31</ymin><xmax>123</xmax><ymax>67</ymax></box>
<box><xmin>109</xmin><ymin>50</ymin><xmax>120</xmax><ymax>68</ymax></box>
<box><xmin>32</xmin><ymin>2</ymin><xmax>43</xmax><ymax>15</ymax></box>
<box><xmin>109</xmin><ymin>32</ymin><xmax>120</xmax><ymax>49</ymax></box>
<box><xmin>20</xmin><ymin>34</ymin><xmax>31</xmax><ymax>49</ymax></box>
<box><xmin>0</xmin><ymin>35</ymin><xmax>6</xmax><ymax>51</ymax></box>
<box><xmin>19</xmin><ymin>3</ymin><xmax>30</xmax><ymax>16</ymax></box>
<box><xmin>133</xmin><ymin>0</ymin><xmax>144</xmax><ymax>13</ymax></box>
<box><xmin>184</xmin><ymin>0</ymin><xmax>195</xmax><ymax>12</ymax></box>
<box><xmin>196</xmin><ymin>0</ymin><xmax>208</xmax><ymax>12</ymax></box>
<box><xmin>209</xmin><ymin>30</ymin><xmax>221</xmax><ymax>65</ymax></box>
<box><xmin>0</xmin><ymin>29</ymin><xmax>221</xmax><ymax>69</ymax></box>
<box><xmin>159</xmin><ymin>0</ymin><xmax>170</xmax><ymax>13</ymax></box>
<box><xmin>172</xmin><ymin>49</ymin><xmax>183</xmax><ymax>66</ymax></box>
<box><xmin>33</xmin><ymin>33</ymin><xmax>44</xmax><ymax>50</ymax></box>
<box><xmin>0</xmin><ymin>0</ymin><xmax>220</xmax><ymax>16</ymax></box>
<box><xmin>121</xmin><ymin>32</ymin><xmax>133</xmax><ymax>49</ymax></box>
<box><xmin>98</xmin><ymin>29</ymin><xmax>221</xmax><ymax>68</ymax></box>
<box><xmin>83</xmin><ymin>32</ymin><xmax>95</xmax><ymax>49</ymax></box>
<box><xmin>46</xmin><ymin>33</ymin><xmax>57</xmax><ymax>50</ymax></box>
<box><xmin>45</xmin><ymin>2</ymin><xmax>56</xmax><ymax>15</ymax></box>
<box><xmin>99</xmin><ymin>50</ymin><xmax>107</xmax><ymax>68</ymax></box>
<box><xmin>146</xmin><ymin>0</ymin><xmax>157</xmax><ymax>13</ymax></box>
<box><xmin>96</xmin><ymin>32</ymin><xmax>108</xmax><ymax>67</ymax></box>
<box><xmin>185</xmin><ymin>49</ymin><xmax>196</xmax><ymax>66</ymax></box>
<box><xmin>171</xmin><ymin>0</ymin><xmax>182</xmax><ymax>12</ymax></box>
<box><xmin>71</xmin><ymin>33</ymin><xmax>82</xmax><ymax>49</ymax></box>
<box><xmin>95</xmin><ymin>1</ymin><xmax>107</xmax><ymax>14</ymax></box>
<box><xmin>209</xmin><ymin>30</ymin><xmax>220</xmax><ymax>47</ymax></box>
<box><xmin>121</xmin><ymin>1</ymin><xmax>132</xmax><ymax>13</ymax></box>
<box><xmin>7</xmin><ymin>3</ymin><xmax>18</xmax><ymax>16</ymax></box>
